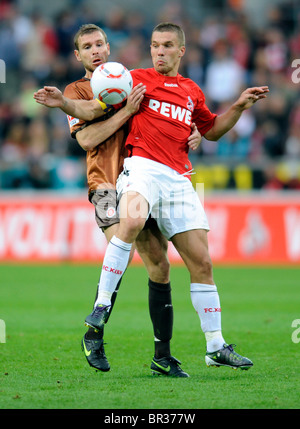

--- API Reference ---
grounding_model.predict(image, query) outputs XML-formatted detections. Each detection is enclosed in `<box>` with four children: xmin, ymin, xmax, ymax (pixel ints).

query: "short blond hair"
<box><xmin>152</xmin><ymin>22</ymin><xmax>185</xmax><ymax>47</ymax></box>
<box><xmin>74</xmin><ymin>24</ymin><xmax>108</xmax><ymax>50</ymax></box>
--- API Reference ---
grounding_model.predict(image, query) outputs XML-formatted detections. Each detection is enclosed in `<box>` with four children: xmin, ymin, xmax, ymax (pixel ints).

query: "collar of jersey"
<box><xmin>153</xmin><ymin>68</ymin><xmax>180</xmax><ymax>83</ymax></box>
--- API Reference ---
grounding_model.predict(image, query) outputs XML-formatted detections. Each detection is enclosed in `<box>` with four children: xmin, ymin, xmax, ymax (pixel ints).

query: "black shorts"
<box><xmin>89</xmin><ymin>189</ymin><xmax>119</xmax><ymax>231</ymax></box>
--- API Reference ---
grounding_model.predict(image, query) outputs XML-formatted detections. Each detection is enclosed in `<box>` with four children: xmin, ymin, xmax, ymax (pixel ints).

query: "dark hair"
<box><xmin>152</xmin><ymin>22</ymin><xmax>185</xmax><ymax>46</ymax></box>
<box><xmin>74</xmin><ymin>24</ymin><xmax>108</xmax><ymax>50</ymax></box>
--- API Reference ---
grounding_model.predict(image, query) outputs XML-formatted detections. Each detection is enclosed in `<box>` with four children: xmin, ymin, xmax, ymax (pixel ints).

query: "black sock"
<box><xmin>148</xmin><ymin>279</ymin><xmax>173</xmax><ymax>359</ymax></box>
<box><xmin>92</xmin><ymin>278</ymin><xmax>122</xmax><ymax>324</ymax></box>
<box><xmin>105</xmin><ymin>278</ymin><xmax>122</xmax><ymax>324</ymax></box>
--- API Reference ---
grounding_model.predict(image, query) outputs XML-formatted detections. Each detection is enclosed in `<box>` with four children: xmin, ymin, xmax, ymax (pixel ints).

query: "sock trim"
<box><xmin>148</xmin><ymin>279</ymin><xmax>171</xmax><ymax>293</ymax></box>
<box><xmin>111</xmin><ymin>235</ymin><xmax>132</xmax><ymax>251</ymax></box>
<box><xmin>190</xmin><ymin>283</ymin><xmax>217</xmax><ymax>293</ymax></box>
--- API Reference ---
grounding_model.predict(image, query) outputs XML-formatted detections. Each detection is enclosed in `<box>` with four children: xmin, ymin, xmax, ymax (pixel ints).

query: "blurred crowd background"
<box><xmin>0</xmin><ymin>0</ymin><xmax>300</xmax><ymax>192</ymax></box>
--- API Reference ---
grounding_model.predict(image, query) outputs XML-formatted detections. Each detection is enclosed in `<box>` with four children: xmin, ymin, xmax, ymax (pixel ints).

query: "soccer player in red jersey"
<box><xmin>36</xmin><ymin>22</ymin><xmax>269</xmax><ymax>372</ymax></box>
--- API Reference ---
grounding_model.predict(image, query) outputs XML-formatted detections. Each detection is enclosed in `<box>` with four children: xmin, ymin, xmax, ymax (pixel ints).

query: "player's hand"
<box><xmin>188</xmin><ymin>123</ymin><xmax>201</xmax><ymax>151</ymax></box>
<box><xmin>33</xmin><ymin>86</ymin><xmax>64</xmax><ymax>108</ymax></box>
<box><xmin>125</xmin><ymin>83</ymin><xmax>146</xmax><ymax>115</ymax></box>
<box><xmin>235</xmin><ymin>86</ymin><xmax>269</xmax><ymax>111</ymax></box>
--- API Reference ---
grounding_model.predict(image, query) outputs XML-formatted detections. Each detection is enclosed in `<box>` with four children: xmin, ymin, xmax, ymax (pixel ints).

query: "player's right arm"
<box><xmin>76</xmin><ymin>83</ymin><xmax>146</xmax><ymax>151</ymax></box>
<box><xmin>34</xmin><ymin>86</ymin><xmax>104</xmax><ymax>121</ymax></box>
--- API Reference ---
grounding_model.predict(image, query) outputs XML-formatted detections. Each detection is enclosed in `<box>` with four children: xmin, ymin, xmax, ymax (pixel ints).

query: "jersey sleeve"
<box><xmin>63</xmin><ymin>82</ymin><xmax>89</xmax><ymax>139</ymax></box>
<box><xmin>63</xmin><ymin>81</ymin><xmax>120</xmax><ymax>139</ymax></box>
<box><xmin>130</xmin><ymin>69</ymin><xmax>147</xmax><ymax>87</ymax></box>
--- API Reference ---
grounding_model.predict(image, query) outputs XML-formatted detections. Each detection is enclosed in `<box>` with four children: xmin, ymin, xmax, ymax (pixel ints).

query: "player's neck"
<box><xmin>156</xmin><ymin>69</ymin><xmax>178</xmax><ymax>78</ymax></box>
<box><xmin>85</xmin><ymin>69</ymin><xmax>93</xmax><ymax>79</ymax></box>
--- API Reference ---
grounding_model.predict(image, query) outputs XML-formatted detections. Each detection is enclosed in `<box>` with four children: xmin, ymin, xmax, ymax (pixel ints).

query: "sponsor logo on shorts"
<box><xmin>106</xmin><ymin>206</ymin><xmax>116</xmax><ymax>218</ymax></box>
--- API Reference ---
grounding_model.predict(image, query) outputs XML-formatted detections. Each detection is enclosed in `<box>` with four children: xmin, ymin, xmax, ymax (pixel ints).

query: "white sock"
<box><xmin>94</xmin><ymin>235</ymin><xmax>132</xmax><ymax>307</ymax></box>
<box><xmin>190</xmin><ymin>283</ymin><xmax>225</xmax><ymax>352</ymax></box>
<box><xmin>204</xmin><ymin>330</ymin><xmax>225</xmax><ymax>353</ymax></box>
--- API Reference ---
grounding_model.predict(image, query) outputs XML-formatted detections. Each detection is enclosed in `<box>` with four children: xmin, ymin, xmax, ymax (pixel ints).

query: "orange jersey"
<box><xmin>64</xmin><ymin>78</ymin><xmax>127</xmax><ymax>193</ymax></box>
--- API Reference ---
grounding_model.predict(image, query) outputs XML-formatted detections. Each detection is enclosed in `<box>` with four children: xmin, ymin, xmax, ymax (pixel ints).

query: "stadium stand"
<box><xmin>0</xmin><ymin>0</ymin><xmax>300</xmax><ymax>191</ymax></box>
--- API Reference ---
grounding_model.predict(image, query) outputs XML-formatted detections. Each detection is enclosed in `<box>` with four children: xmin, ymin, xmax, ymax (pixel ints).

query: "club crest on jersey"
<box><xmin>186</xmin><ymin>96</ymin><xmax>194</xmax><ymax>112</ymax></box>
<box><xmin>67</xmin><ymin>115</ymin><xmax>80</xmax><ymax>127</ymax></box>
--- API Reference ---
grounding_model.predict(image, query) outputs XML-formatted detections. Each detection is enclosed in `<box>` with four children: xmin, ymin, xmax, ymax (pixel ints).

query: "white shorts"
<box><xmin>116</xmin><ymin>156</ymin><xmax>209</xmax><ymax>240</ymax></box>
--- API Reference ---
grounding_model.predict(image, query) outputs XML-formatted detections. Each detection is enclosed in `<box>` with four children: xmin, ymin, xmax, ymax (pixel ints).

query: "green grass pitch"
<box><xmin>0</xmin><ymin>263</ymin><xmax>299</xmax><ymax>410</ymax></box>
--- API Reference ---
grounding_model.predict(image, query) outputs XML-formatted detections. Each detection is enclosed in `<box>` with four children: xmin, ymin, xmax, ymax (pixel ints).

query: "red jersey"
<box><xmin>127</xmin><ymin>68</ymin><xmax>217</xmax><ymax>175</ymax></box>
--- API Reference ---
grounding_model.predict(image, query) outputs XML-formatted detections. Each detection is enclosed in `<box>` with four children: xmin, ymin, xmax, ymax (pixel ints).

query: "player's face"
<box><xmin>150</xmin><ymin>31</ymin><xmax>185</xmax><ymax>76</ymax></box>
<box><xmin>75</xmin><ymin>31</ymin><xmax>110</xmax><ymax>77</ymax></box>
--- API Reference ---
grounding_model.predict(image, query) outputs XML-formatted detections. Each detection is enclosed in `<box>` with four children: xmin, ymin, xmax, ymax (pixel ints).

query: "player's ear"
<box><xmin>179</xmin><ymin>46</ymin><xmax>186</xmax><ymax>58</ymax></box>
<box><xmin>74</xmin><ymin>50</ymin><xmax>82</xmax><ymax>63</ymax></box>
<box><xmin>107</xmin><ymin>42</ymin><xmax>111</xmax><ymax>56</ymax></box>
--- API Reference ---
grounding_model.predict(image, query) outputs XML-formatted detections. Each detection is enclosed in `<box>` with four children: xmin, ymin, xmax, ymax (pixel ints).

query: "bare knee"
<box><xmin>190</xmin><ymin>256</ymin><xmax>214</xmax><ymax>284</ymax></box>
<box><xmin>135</xmin><ymin>220</ymin><xmax>170</xmax><ymax>283</ymax></box>
<box><xmin>171</xmin><ymin>229</ymin><xmax>214</xmax><ymax>284</ymax></box>
<box><xmin>136</xmin><ymin>243</ymin><xmax>170</xmax><ymax>283</ymax></box>
<box><xmin>118</xmin><ymin>217</ymin><xmax>146</xmax><ymax>243</ymax></box>
<box><xmin>148</xmin><ymin>256</ymin><xmax>170</xmax><ymax>283</ymax></box>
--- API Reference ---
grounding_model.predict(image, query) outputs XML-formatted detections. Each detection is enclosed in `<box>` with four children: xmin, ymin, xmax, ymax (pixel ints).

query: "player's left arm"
<box><xmin>34</xmin><ymin>86</ymin><xmax>104</xmax><ymax>121</ymax></box>
<box><xmin>204</xmin><ymin>86</ymin><xmax>269</xmax><ymax>141</ymax></box>
<box><xmin>187</xmin><ymin>123</ymin><xmax>201</xmax><ymax>151</ymax></box>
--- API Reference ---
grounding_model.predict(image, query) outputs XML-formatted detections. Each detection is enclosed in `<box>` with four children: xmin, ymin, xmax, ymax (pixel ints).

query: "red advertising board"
<box><xmin>0</xmin><ymin>192</ymin><xmax>299</xmax><ymax>264</ymax></box>
<box><xmin>204</xmin><ymin>194</ymin><xmax>300</xmax><ymax>264</ymax></box>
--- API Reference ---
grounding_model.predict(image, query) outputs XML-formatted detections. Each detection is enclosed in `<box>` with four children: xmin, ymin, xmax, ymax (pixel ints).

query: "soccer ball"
<box><xmin>90</xmin><ymin>62</ymin><xmax>133</xmax><ymax>105</ymax></box>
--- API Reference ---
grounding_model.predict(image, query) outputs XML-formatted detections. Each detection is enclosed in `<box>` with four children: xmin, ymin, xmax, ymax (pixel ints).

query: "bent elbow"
<box><xmin>76</xmin><ymin>135</ymin><xmax>93</xmax><ymax>151</ymax></box>
<box><xmin>79</xmin><ymin>140</ymin><xmax>94</xmax><ymax>151</ymax></box>
<box><xmin>204</xmin><ymin>128</ymin><xmax>226</xmax><ymax>141</ymax></box>
<box><xmin>79</xmin><ymin>142</ymin><xmax>89</xmax><ymax>151</ymax></box>
<box><xmin>204</xmin><ymin>131</ymin><xmax>218</xmax><ymax>141</ymax></box>
<box><xmin>81</xmin><ymin>111</ymin><xmax>96</xmax><ymax>122</ymax></box>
